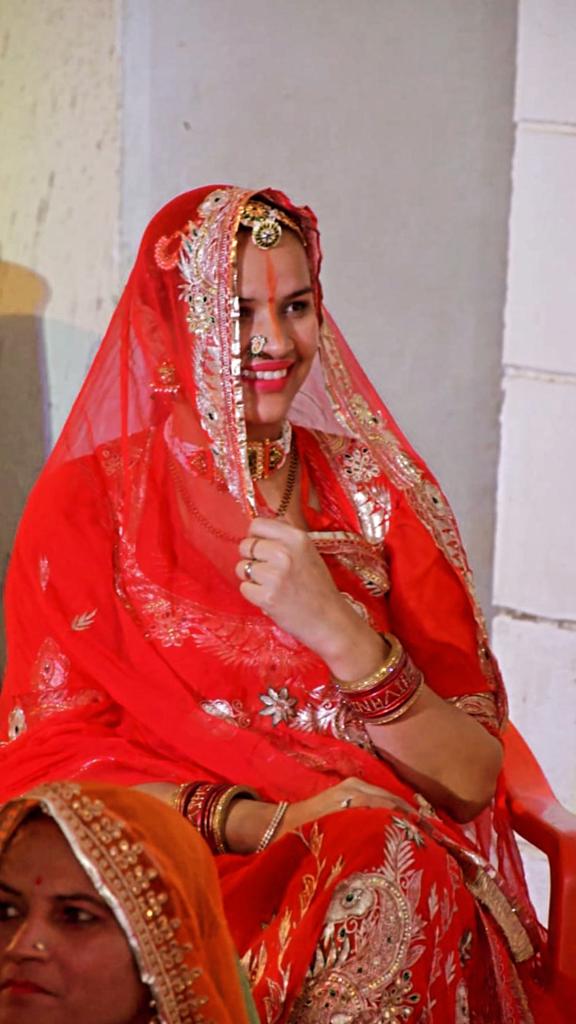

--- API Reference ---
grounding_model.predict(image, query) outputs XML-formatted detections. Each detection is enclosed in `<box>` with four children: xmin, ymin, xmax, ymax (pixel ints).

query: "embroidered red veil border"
<box><xmin>0</xmin><ymin>184</ymin><xmax>535</xmax><ymax>938</ymax></box>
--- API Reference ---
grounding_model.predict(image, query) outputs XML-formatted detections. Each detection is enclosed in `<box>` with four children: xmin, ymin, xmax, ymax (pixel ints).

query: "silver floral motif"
<box><xmin>343</xmin><ymin>445</ymin><xmax>380</xmax><ymax>484</ymax></box>
<box><xmin>7</xmin><ymin>705</ymin><xmax>27</xmax><ymax>741</ymax></box>
<box><xmin>258</xmin><ymin>686</ymin><xmax>298</xmax><ymax>726</ymax></box>
<box><xmin>392</xmin><ymin>816</ymin><xmax>426</xmax><ymax>848</ymax></box>
<box><xmin>201</xmin><ymin>698</ymin><xmax>251</xmax><ymax>729</ymax></box>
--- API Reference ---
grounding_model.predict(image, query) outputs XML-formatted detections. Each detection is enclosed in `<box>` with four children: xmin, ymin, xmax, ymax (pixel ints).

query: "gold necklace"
<box><xmin>169</xmin><ymin>445</ymin><xmax>298</xmax><ymax>537</ymax></box>
<box><xmin>247</xmin><ymin>422</ymin><xmax>292</xmax><ymax>481</ymax></box>
<box><xmin>258</xmin><ymin>445</ymin><xmax>298</xmax><ymax>518</ymax></box>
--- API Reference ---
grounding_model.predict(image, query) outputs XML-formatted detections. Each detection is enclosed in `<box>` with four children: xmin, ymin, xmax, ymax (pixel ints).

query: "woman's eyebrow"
<box><xmin>0</xmin><ymin>880</ymin><xmax>106</xmax><ymax>908</ymax></box>
<box><xmin>0</xmin><ymin>880</ymin><xmax>20</xmax><ymax>896</ymax></box>
<box><xmin>53</xmin><ymin>892</ymin><xmax>107</xmax><ymax>907</ymax></box>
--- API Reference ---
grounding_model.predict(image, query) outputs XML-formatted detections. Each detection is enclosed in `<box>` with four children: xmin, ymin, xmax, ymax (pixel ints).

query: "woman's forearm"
<box><xmin>366</xmin><ymin>684</ymin><xmax>503</xmax><ymax>822</ymax></box>
<box><xmin>316</xmin><ymin>617</ymin><xmax>503</xmax><ymax>822</ymax></box>
<box><xmin>135</xmin><ymin>781</ymin><xmax>279</xmax><ymax>854</ymax></box>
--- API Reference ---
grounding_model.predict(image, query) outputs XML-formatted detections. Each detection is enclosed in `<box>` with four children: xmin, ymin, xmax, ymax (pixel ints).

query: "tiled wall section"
<box><xmin>493</xmin><ymin>0</ymin><xmax>576</xmax><ymax>920</ymax></box>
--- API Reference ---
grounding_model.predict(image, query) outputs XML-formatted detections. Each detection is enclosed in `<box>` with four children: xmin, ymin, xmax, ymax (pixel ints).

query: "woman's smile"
<box><xmin>241</xmin><ymin>359</ymin><xmax>294</xmax><ymax>392</ymax></box>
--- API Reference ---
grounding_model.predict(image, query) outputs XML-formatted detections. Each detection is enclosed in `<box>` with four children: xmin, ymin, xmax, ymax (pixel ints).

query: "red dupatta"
<box><xmin>0</xmin><ymin>185</ymin><xmax>531</xmax><ymax>930</ymax></box>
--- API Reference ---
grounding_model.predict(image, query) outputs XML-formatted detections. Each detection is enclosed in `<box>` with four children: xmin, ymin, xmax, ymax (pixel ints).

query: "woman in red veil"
<box><xmin>0</xmin><ymin>185</ymin><xmax>555</xmax><ymax>1021</ymax></box>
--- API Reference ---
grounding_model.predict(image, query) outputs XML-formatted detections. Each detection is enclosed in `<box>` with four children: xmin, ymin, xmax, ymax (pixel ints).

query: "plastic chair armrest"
<box><xmin>503</xmin><ymin>725</ymin><xmax>576</xmax><ymax>1000</ymax></box>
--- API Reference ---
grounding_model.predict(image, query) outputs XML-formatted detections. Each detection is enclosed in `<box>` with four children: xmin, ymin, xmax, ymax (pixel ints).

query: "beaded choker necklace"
<box><xmin>247</xmin><ymin>422</ymin><xmax>292</xmax><ymax>481</ymax></box>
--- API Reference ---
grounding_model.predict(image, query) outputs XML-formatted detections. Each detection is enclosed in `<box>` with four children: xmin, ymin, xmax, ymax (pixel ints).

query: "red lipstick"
<box><xmin>0</xmin><ymin>979</ymin><xmax>53</xmax><ymax>996</ymax></box>
<box><xmin>241</xmin><ymin>359</ymin><xmax>294</xmax><ymax>393</ymax></box>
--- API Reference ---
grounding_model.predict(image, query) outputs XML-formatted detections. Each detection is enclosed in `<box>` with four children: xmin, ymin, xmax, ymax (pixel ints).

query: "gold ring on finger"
<box><xmin>249</xmin><ymin>537</ymin><xmax>259</xmax><ymax>560</ymax></box>
<box><xmin>243</xmin><ymin>560</ymin><xmax>254</xmax><ymax>582</ymax></box>
<box><xmin>340</xmin><ymin>796</ymin><xmax>352</xmax><ymax>809</ymax></box>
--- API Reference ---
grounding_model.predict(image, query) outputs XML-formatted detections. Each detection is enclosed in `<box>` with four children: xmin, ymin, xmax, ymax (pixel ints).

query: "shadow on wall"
<box><xmin>0</xmin><ymin>262</ymin><xmax>50</xmax><ymax>678</ymax></box>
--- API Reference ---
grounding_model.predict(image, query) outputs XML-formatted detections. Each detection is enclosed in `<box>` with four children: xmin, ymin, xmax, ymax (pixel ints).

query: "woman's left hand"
<box><xmin>236</xmin><ymin>518</ymin><xmax>383</xmax><ymax>676</ymax></box>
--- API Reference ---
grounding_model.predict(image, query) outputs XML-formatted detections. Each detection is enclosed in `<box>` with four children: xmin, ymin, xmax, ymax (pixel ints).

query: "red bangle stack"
<box><xmin>173</xmin><ymin>781</ymin><xmax>258</xmax><ymax>854</ymax></box>
<box><xmin>336</xmin><ymin>633</ymin><xmax>423</xmax><ymax>725</ymax></box>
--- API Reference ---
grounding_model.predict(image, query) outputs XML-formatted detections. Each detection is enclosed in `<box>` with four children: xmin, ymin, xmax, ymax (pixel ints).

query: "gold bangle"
<box><xmin>256</xmin><ymin>800</ymin><xmax>289</xmax><ymax>853</ymax></box>
<box><xmin>171</xmin><ymin>782</ymin><xmax>192</xmax><ymax>814</ymax></box>
<box><xmin>335</xmin><ymin>633</ymin><xmax>405</xmax><ymax>694</ymax></box>
<box><xmin>362</xmin><ymin>679</ymin><xmax>423</xmax><ymax>725</ymax></box>
<box><xmin>211</xmin><ymin>785</ymin><xmax>259</xmax><ymax>855</ymax></box>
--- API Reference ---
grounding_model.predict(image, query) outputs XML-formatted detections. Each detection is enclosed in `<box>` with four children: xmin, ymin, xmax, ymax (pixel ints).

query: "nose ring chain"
<box><xmin>249</xmin><ymin>334</ymin><xmax>268</xmax><ymax>356</ymax></box>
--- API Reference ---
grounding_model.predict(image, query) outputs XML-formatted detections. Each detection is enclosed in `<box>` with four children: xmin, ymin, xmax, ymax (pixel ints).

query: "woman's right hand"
<box><xmin>277</xmin><ymin>777</ymin><xmax>415</xmax><ymax>838</ymax></box>
<box><xmin>225</xmin><ymin>777</ymin><xmax>415</xmax><ymax>854</ymax></box>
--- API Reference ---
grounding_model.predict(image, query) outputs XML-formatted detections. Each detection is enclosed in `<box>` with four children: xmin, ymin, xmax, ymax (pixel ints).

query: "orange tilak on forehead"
<box><xmin>265</xmin><ymin>252</ymin><xmax>282</xmax><ymax>344</ymax></box>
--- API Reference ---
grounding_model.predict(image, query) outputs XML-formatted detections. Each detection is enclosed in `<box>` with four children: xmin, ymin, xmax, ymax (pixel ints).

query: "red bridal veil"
<box><xmin>0</xmin><ymin>186</ymin><xmax>534</xmax><ymax>951</ymax></box>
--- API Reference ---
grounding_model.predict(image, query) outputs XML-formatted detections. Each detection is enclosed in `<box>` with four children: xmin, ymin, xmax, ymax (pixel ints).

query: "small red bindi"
<box><xmin>34</xmin><ymin>876</ymin><xmax>43</xmax><ymax>886</ymax></box>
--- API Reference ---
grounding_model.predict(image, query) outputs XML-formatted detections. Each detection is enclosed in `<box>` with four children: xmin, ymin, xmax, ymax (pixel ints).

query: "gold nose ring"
<box><xmin>249</xmin><ymin>335</ymin><xmax>268</xmax><ymax>356</ymax></box>
<box><xmin>32</xmin><ymin>941</ymin><xmax>47</xmax><ymax>952</ymax></box>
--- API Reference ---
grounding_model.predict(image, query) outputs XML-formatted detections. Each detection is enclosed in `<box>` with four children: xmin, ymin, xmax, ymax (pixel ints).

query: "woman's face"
<box><xmin>0</xmin><ymin>816</ymin><xmax>150</xmax><ymax>1024</ymax></box>
<box><xmin>237</xmin><ymin>228</ymin><xmax>320</xmax><ymax>441</ymax></box>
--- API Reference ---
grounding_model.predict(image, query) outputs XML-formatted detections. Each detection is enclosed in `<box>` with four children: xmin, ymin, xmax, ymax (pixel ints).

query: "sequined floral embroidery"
<box><xmin>201</xmin><ymin>698</ymin><xmax>251</xmax><ymax>729</ymax></box>
<box><xmin>259</xmin><ymin>687</ymin><xmax>298</xmax><ymax>726</ymax></box>
<box><xmin>289</xmin><ymin>820</ymin><xmax>427</xmax><ymax>1023</ymax></box>
<box><xmin>343</xmin><ymin>445</ymin><xmax>380</xmax><ymax>484</ymax></box>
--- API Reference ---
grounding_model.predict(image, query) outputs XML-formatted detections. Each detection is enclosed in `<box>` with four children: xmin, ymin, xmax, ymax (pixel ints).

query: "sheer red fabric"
<box><xmin>0</xmin><ymin>186</ymin><xmax>552</xmax><ymax>1019</ymax></box>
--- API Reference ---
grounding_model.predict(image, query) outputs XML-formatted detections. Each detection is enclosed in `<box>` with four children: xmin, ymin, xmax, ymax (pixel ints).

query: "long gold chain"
<box><xmin>168</xmin><ymin>443</ymin><xmax>299</xmax><ymax>539</ymax></box>
<box><xmin>273</xmin><ymin>445</ymin><xmax>298</xmax><ymax>518</ymax></box>
<box><xmin>168</xmin><ymin>455</ymin><xmax>241</xmax><ymax>542</ymax></box>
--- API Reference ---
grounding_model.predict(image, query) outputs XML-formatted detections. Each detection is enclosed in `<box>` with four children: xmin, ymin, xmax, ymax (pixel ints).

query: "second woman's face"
<box><xmin>0</xmin><ymin>817</ymin><xmax>150</xmax><ymax>1024</ymax></box>
<box><xmin>237</xmin><ymin>228</ymin><xmax>320</xmax><ymax>440</ymax></box>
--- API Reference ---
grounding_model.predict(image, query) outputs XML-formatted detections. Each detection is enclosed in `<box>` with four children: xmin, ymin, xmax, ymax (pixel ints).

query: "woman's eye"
<box><xmin>0</xmin><ymin>901</ymin><xmax>20</xmax><ymax>921</ymax></box>
<box><xmin>61</xmin><ymin>905</ymin><xmax>97</xmax><ymax>925</ymax></box>
<box><xmin>285</xmin><ymin>300</ymin><xmax>310</xmax><ymax>316</ymax></box>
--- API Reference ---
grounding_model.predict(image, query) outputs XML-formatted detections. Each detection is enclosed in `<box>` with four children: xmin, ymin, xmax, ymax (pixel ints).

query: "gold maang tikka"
<box><xmin>239</xmin><ymin>201</ymin><xmax>305</xmax><ymax>250</ymax></box>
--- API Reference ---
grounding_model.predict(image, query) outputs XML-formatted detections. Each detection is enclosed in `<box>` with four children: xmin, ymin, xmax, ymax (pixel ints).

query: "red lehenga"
<box><xmin>0</xmin><ymin>186</ymin><xmax>556</xmax><ymax>1022</ymax></box>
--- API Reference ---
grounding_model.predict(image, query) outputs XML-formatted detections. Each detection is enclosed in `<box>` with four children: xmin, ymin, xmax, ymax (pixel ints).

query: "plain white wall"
<box><xmin>0</xmin><ymin>0</ymin><xmax>122</xmax><ymax>669</ymax></box>
<box><xmin>121</xmin><ymin>0</ymin><xmax>518</xmax><ymax>614</ymax></box>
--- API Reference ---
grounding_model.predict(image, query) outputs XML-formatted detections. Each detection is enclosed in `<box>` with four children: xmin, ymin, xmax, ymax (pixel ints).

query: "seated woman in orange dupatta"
<box><xmin>0</xmin><ymin>186</ymin><xmax>559</xmax><ymax>1022</ymax></box>
<box><xmin>0</xmin><ymin>780</ymin><xmax>257</xmax><ymax>1024</ymax></box>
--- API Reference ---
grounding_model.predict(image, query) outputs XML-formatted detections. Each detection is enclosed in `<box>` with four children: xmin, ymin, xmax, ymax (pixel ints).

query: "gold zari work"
<box><xmin>319</xmin><ymin>322</ymin><xmax>507</xmax><ymax>728</ymax></box>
